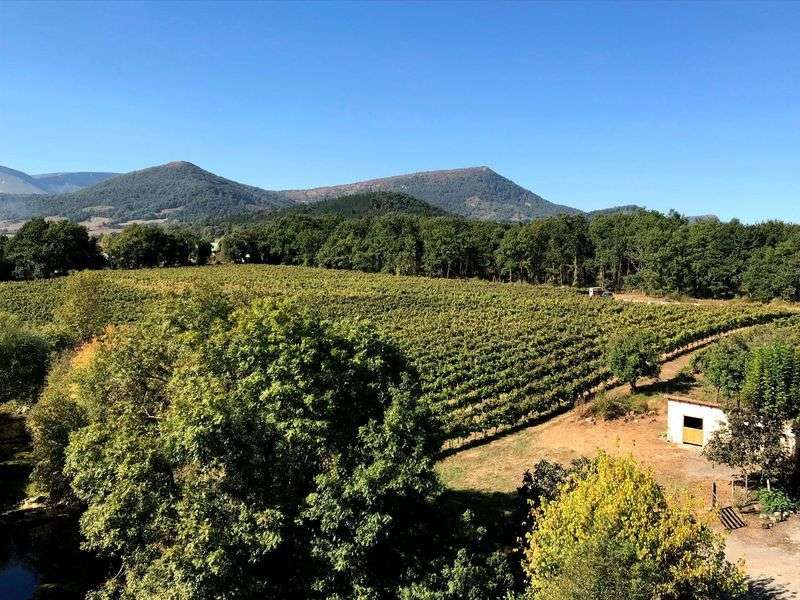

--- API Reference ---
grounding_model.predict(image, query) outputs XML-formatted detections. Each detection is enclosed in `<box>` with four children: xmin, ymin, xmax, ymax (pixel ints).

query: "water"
<box><xmin>0</xmin><ymin>412</ymin><xmax>104</xmax><ymax>599</ymax></box>
<box><xmin>0</xmin><ymin>517</ymin><xmax>104</xmax><ymax>600</ymax></box>
<box><xmin>0</xmin><ymin>547</ymin><xmax>38</xmax><ymax>600</ymax></box>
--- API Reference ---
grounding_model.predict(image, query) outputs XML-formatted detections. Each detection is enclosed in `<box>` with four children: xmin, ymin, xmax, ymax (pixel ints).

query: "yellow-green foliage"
<box><xmin>1</xmin><ymin>265</ymin><xmax>792</xmax><ymax>442</ymax></box>
<box><xmin>525</xmin><ymin>454</ymin><xmax>747</xmax><ymax>600</ymax></box>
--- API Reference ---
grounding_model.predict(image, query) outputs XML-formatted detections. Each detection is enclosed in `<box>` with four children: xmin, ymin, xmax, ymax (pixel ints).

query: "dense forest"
<box><xmin>3</xmin><ymin>199</ymin><xmax>800</xmax><ymax>302</ymax></box>
<box><xmin>219</xmin><ymin>208</ymin><xmax>800</xmax><ymax>301</ymax></box>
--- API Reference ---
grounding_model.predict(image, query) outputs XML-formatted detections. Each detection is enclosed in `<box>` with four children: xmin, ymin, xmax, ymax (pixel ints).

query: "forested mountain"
<box><xmin>0</xmin><ymin>162</ymin><xmax>294</xmax><ymax>225</ymax></box>
<box><xmin>275</xmin><ymin>191</ymin><xmax>449</xmax><ymax>218</ymax></box>
<box><xmin>0</xmin><ymin>165</ymin><xmax>117</xmax><ymax>194</ymax></box>
<box><xmin>281</xmin><ymin>166</ymin><xmax>579</xmax><ymax>221</ymax></box>
<box><xmin>1</xmin><ymin>160</ymin><xmax>646</xmax><ymax>230</ymax></box>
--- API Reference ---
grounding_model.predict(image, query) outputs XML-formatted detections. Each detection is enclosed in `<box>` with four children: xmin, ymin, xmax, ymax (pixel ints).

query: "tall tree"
<box><xmin>30</xmin><ymin>297</ymin><xmax>443</xmax><ymax>599</ymax></box>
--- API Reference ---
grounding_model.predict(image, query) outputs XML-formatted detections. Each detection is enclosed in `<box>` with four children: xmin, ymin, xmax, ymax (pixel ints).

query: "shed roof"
<box><xmin>666</xmin><ymin>394</ymin><xmax>722</xmax><ymax>409</ymax></box>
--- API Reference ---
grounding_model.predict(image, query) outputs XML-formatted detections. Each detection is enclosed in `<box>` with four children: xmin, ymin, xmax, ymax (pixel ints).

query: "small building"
<box><xmin>666</xmin><ymin>395</ymin><xmax>727</xmax><ymax>447</ymax></box>
<box><xmin>588</xmin><ymin>287</ymin><xmax>604</xmax><ymax>297</ymax></box>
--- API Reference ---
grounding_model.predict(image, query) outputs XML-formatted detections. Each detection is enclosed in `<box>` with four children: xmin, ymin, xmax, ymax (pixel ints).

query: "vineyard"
<box><xmin>0</xmin><ymin>265</ymin><xmax>793</xmax><ymax>445</ymax></box>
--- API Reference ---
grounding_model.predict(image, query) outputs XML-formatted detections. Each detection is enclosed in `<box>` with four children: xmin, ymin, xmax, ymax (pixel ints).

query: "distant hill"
<box><xmin>1</xmin><ymin>161</ymin><xmax>647</xmax><ymax>232</ymax></box>
<box><xmin>0</xmin><ymin>165</ymin><xmax>117</xmax><ymax>195</ymax></box>
<box><xmin>587</xmin><ymin>204</ymin><xmax>646</xmax><ymax>218</ymax></box>
<box><xmin>0</xmin><ymin>166</ymin><xmax>49</xmax><ymax>194</ymax></box>
<box><xmin>276</xmin><ymin>191</ymin><xmax>449</xmax><ymax>219</ymax></box>
<box><xmin>33</xmin><ymin>161</ymin><xmax>293</xmax><ymax>224</ymax></box>
<box><xmin>31</xmin><ymin>171</ymin><xmax>119</xmax><ymax>194</ymax></box>
<box><xmin>280</xmin><ymin>166</ymin><xmax>579</xmax><ymax>221</ymax></box>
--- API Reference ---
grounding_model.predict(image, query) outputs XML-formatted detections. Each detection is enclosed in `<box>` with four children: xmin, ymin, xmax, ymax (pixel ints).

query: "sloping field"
<box><xmin>0</xmin><ymin>265</ymin><xmax>792</xmax><ymax>444</ymax></box>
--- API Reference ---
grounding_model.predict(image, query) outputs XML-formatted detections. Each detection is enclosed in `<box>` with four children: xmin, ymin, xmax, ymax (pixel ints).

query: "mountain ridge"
<box><xmin>279</xmin><ymin>166</ymin><xmax>580</xmax><ymax>221</ymax></box>
<box><xmin>0</xmin><ymin>161</ymin><xmax>642</xmax><ymax>231</ymax></box>
<box><xmin>0</xmin><ymin>165</ymin><xmax>118</xmax><ymax>195</ymax></box>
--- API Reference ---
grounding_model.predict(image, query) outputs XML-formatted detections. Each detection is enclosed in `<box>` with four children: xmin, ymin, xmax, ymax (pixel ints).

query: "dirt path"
<box><xmin>437</xmin><ymin>344</ymin><xmax>800</xmax><ymax>596</ymax></box>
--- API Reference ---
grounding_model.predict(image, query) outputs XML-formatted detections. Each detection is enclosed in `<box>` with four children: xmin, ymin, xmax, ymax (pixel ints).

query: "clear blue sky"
<box><xmin>2</xmin><ymin>1</ymin><xmax>798</xmax><ymax>222</ymax></box>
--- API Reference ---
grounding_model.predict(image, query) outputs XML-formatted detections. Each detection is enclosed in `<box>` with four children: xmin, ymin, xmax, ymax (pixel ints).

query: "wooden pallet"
<box><xmin>719</xmin><ymin>506</ymin><xmax>747</xmax><ymax>530</ymax></box>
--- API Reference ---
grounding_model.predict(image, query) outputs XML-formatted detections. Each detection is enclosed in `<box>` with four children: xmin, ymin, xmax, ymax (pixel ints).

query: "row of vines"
<box><xmin>0</xmin><ymin>264</ymin><xmax>793</xmax><ymax>446</ymax></box>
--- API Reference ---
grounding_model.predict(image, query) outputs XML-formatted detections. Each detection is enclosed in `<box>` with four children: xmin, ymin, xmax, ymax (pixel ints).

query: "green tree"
<box><xmin>33</xmin><ymin>296</ymin><xmax>444</xmax><ymax>599</ymax></box>
<box><xmin>741</xmin><ymin>239</ymin><xmax>800</xmax><ymax>302</ymax></box>
<box><xmin>51</xmin><ymin>271</ymin><xmax>117</xmax><ymax>343</ymax></box>
<box><xmin>317</xmin><ymin>218</ymin><xmax>374</xmax><ymax>271</ymax></box>
<box><xmin>218</xmin><ymin>227</ymin><xmax>261</xmax><ymax>263</ymax></box>
<box><xmin>705</xmin><ymin>342</ymin><xmax>800</xmax><ymax>488</ymax></box>
<box><xmin>420</xmin><ymin>217</ymin><xmax>463</xmax><ymax>278</ymax></box>
<box><xmin>4</xmin><ymin>217</ymin><xmax>102</xmax><ymax>279</ymax></box>
<box><xmin>367</xmin><ymin>214</ymin><xmax>422</xmax><ymax>275</ymax></box>
<box><xmin>740</xmin><ymin>343</ymin><xmax>800</xmax><ymax>421</ymax></box>
<box><xmin>606</xmin><ymin>331</ymin><xmax>661</xmax><ymax>391</ymax></box>
<box><xmin>693</xmin><ymin>337</ymin><xmax>749</xmax><ymax>400</ymax></box>
<box><xmin>524</xmin><ymin>454</ymin><xmax>747</xmax><ymax>600</ymax></box>
<box><xmin>495</xmin><ymin>224</ymin><xmax>542</xmax><ymax>282</ymax></box>
<box><xmin>104</xmin><ymin>223</ymin><xmax>168</xmax><ymax>268</ymax></box>
<box><xmin>0</xmin><ymin>311</ymin><xmax>50</xmax><ymax>405</ymax></box>
<box><xmin>0</xmin><ymin>235</ymin><xmax>10</xmax><ymax>280</ymax></box>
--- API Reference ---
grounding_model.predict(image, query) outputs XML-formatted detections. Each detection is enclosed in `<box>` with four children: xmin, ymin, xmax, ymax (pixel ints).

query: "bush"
<box><xmin>525</xmin><ymin>454</ymin><xmax>747</xmax><ymax>600</ymax></box>
<box><xmin>606</xmin><ymin>331</ymin><xmax>661</xmax><ymax>391</ymax></box>
<box><xmin>756</xmin><ymin>488</ymin><xmax>796</xmax><ymax>515</ymax></box>
<box><xmin>0</xmin><ymin>311</ymin><xmax>50</xmax><ymax>405</ymax></box>
<box><xmin>585</xmin><ymin>393</ymin><xmax>649</xmax><ymax>420</ymax></box>
<box><xmin>51</xmin><ymin>271</ymin><xmax>116</xmax><ymax>343</ymax></box>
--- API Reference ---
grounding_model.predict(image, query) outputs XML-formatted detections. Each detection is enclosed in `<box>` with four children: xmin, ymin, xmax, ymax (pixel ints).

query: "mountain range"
<box><xmin>0</xmin><ymin>165</ymin><xmax>119</xmax><ymax>195</ymax></box>
<box><xmin>0</xmin><ymin>161</ymin><xmax>641</xmax><ymax>232</ymax></box>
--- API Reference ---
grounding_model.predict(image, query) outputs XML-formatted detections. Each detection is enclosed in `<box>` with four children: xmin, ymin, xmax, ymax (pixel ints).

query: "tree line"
<box><xmin>220</xmin><ymin>210</ymin><xmax>800</xmax><ymax>301</ymax></box>
<box><xmin>0</xmin><ymin>218</ymin><xmax>211</xmax><ymax>280</ymax></box>
<box><xmin>4</xmin><ymin>209</ymin><xmax>800</xmax><ymax>302</ymax></box>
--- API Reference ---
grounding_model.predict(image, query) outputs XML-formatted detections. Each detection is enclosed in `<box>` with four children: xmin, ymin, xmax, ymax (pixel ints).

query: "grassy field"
<box><xmin>0</xmin><ymin>265</ymin><xmax>793</xmax><ymax>444</ymax></box>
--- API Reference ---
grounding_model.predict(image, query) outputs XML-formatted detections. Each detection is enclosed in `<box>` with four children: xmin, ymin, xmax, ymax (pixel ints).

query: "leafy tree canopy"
<box><xmin>0</xmin><ymin>310</ymin><xmax>50</xmax><ymax>405</ymax></box>
<box><xmin>524</xmin><ymin>454</ymin><xmax>747</xmax><ymax>600</ymax></box>
<box><xmin>606</xmin><ymin>331</ymin><xmax>661</xmax><ymax>390</ymax></box>
<box><xmin>30</xmin><ymin>294</ymin><xmax>451</xmax><ymax>599</ymax></box>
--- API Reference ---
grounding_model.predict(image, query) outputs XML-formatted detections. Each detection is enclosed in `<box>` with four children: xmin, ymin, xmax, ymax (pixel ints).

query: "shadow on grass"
<box><xmin>633</xmin><ymin>370</ymin><xmax>698</xmax><ymax>397</ymax></box>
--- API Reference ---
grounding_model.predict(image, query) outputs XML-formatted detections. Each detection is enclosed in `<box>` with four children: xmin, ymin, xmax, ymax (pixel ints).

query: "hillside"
<box><xmin>0</xmin><ymin>165</ymin><xmax>117</xmax><ymax>195</ymax></box>
<box><xmin>0</xmin><ymin>166</ymin><xmax>48</xmax><ymax>195</ymax></box>
<box><xmin>31</xmin><ymin>171</ymin><xmax>119</xmax><ymax>194</ymax></box>
<box><xmin>38</xmin><ymin>161</ymin><xmax>293</xmax><ymax>224</ymax></box>
<box><xmin>280</xmin><ymin>166</ymin><xmax>579</xmax><ymax>221</ymax></box>
<box><xmin>275</xmin><ymin>191</ymin><xmax>449</xmax><ymax>218</ymax></box>
<box><xmin>1</xmin><ymin>161</ymin><xmax>642</xmax><ymax>231</ymax></box>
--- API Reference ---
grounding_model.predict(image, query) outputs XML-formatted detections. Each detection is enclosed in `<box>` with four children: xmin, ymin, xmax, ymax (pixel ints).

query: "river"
<box><xmin>0</xmin><ymin>412</ymin><xmax>104</xmax><ymax>599</ymax></box>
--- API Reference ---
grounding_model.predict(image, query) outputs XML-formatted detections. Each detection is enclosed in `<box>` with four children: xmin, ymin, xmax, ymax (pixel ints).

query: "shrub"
<box><xmin>0</xmin><ymin>310</ymin><xmax>50</xmax><ymax>405</ymax></box>
<box><xmin>51</xmin><ymin>271</ymin><xmax>116</xmax><ymax>343</ymax></box>
<box><xmin>524</xmin><ymin>454</ymin><xmax>747</xmax><ymax>600</ymax></box>
<box><xmin>585</xmin><ymin>393</ymin><xmax>649</xmax><ymax>420</ymax></box>
<box><xmin>756</xmin><ymin>488</ymin><xmax>796</xmax><ymax>515</ymax></box>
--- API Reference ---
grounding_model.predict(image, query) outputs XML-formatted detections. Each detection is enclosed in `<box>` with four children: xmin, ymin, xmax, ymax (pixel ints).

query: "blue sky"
<box><xmin>1</xmin><ymin>1</ymin><xmax>798</xmax><ymax>222</ymax></box>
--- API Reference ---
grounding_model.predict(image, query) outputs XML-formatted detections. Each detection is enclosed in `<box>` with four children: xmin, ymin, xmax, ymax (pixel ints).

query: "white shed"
<box><xmin>666</xmin><ymin>395</ymin><xmax>727</xmax><ymax>447</ymax></box>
